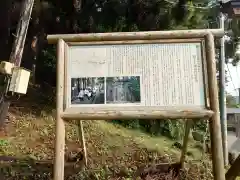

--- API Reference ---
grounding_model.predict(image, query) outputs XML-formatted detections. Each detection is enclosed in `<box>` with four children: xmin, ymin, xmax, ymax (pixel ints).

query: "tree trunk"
<box><xmin>0</xmin><ymin>0</ymin><xmax>35</xmax><ymax>129</ymax></box>
<box><xmin>9</xmin><ymin>0</ymin><xmax>35</xmax><ymax>66</ymax></box>
<box><xmin>0</xmin><ymin>0</ymin><xmax>12</xmax><ymax>60</ymax></box>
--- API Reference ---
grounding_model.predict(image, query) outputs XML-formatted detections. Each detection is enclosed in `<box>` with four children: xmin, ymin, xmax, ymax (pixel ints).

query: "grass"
<box><xmin>0</xmin><ymin>98</ymin><xmax>213</xmax><ymax>179</ymax></box>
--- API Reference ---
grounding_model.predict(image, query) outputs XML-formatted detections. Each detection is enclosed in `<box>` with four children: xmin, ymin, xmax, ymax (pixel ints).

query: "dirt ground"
<box><xmin>0</xmin><ymin>100</ymin><xmax>212</xmax><ymax>179</ymax></box>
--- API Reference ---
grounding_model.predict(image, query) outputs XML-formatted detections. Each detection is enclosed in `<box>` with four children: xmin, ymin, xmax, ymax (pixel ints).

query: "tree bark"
<box><xmin>0</xmin><ymin>0</ymin><xmax>35</xmax><ymax>129</ymax></box>
<box><xmin>0</xmin><ymin>0</ymin><xmax>12</xmax><ymax>60</ymax></box>
<box><xmin>9</xmin><ymin>0</ymin><xmax>35</xmax><ymax>66</ymax></box>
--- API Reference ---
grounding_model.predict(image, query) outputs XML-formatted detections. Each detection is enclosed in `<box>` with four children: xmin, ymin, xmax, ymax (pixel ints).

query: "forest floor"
<box><xmin>0</xmin><ymin>92</ymin><xmax>213</xmax><ymax>180</ymax></box>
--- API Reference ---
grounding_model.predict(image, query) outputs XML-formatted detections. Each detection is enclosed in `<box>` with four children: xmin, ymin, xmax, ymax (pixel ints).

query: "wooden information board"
<box><xmin>47</xmin><ymin>29</ymin><xmax>226</xmax><ymax>180</ymax></box>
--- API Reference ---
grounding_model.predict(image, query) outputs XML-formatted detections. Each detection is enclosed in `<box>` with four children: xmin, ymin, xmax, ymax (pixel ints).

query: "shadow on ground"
<box><xmin>0</xmin><ymin>155</ymin><xmax>187</xmax><ymax>180</ymax></box>
<box><xmin>0</xmin><ymin>156</ymin><xmax>84</xmax><ymax>180</ymax></box>
<box><xmin>9</xmin><ymin>85</ymin><xmax>56</xmax><ymax>117</ymax></box>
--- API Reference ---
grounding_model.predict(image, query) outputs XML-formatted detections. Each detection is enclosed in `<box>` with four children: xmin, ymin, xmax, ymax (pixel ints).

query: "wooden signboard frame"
<box><xmin>47</xmin><ymin>29</ymin><xmax>226</xmax><ymax>180</ymax></box>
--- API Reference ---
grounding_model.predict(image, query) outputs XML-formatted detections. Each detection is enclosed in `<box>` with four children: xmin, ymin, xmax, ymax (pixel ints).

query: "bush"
<box><xmin>111</xmin><ymin>119</ymin><xmax>185</xmax><ymax>140</ymax></box>
<box><xmin>111</xmin><ymin>119</ymin><xmax>208</xmax><ymax>141</ymax></box>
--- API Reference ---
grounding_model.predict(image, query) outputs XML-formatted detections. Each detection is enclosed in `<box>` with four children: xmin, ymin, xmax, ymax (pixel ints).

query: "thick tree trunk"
<box><xmin>0</xmin><ymin>0</ymin><xmax>35</xmax><ymax>129</ymax></box>
<box><xmin>0</xmin><ymin>0</ymin><xmax>12</xmax><ymax>60</ymax></box>
<box><xmin>0</xmin><ymin>1</ymin><xmax>12</xmax><ymax>129</ymax></box>
<box><xmin>9</xmin><ymin>0</ymin><xmax>35</xmax><ymax>66</ymax></box>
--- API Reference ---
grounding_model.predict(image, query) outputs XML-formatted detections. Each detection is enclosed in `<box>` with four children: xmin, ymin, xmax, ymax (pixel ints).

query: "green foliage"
<box><xmin>226</xmin><ymin>94</ymin><xmax>239</xmax><ymax>108</ymax></box>
<box><xmin>112</xmin><ymin>118</ymin><xmax>209</xmax><ymax>141</ymax></box>
<box><xmin>111</xmin><ymin>119</ymin><xmax>141</xmax><ymax>129</ymax></box>
<box><xmin>128</xmin><ymin>76</ymin><xmax>140</xmax><ymax>102</ymax></box>
<box><xmin>35</xmin><ymin>45</ymin><xmax>56</xmax><ymax>85</ymax></box>
<box><xmin>0</xmin><ymin>139</ymin><xmax>8</xmax><ymax>147</ymax></box>
<box><xmin>112</xmin><ymin>119</ymin><xmax>186</xmax><ymax>140</ymax></box>
<box><xmin>235</xmin><ymin>104</ymin><xmax>240</xmax><ymax>108</ymax></box>
<box><xmin>193</xmin><ymin>121</ymin><xmax>208</xmax><ymax>132</ymax></box>
<box><xmin>41</xmin><ymin>46</ymin><xmax>57</xmax><ymax>69</ymax></box>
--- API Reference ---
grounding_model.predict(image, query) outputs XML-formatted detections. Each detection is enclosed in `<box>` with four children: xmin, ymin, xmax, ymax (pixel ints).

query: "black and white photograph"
<box><xmin>106</xmin><ymin>76</ymin><xmax>141</xmax><ymax>104</ymax></box>
<box><xmin>71</xmin><ymin>77</ymin><xmax>105</xmax><ymax>104</ymax></box>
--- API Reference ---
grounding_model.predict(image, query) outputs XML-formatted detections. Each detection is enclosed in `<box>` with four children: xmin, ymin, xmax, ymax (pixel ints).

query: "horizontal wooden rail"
<box><xmin>61</xmin><ymin>109</ymin><xmax>214</xmax><ymax>120</ymax></box>
<box><xmin>47</xmin><ymin>29</ymin><xmax>224</xmax><ymax>44</ymax></box>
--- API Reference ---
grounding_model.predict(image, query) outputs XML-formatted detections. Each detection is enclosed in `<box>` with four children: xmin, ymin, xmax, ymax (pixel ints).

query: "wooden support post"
<box><xmin>180</xmin><ymin>120</ymin><xmax>192</xmax><ymax>168</ymax></box>
<box><xmin>54</xmin><ymin>39</ymin><xmax>65</xmax><ymax>180</ymax></box>
<box><xmin>77</xmin><ymin>120</ymin><xmax>87</xmax><ymax>166</ymax></box>
<box><xmin>61</xmin><ymin>109</ymin><xmax>214</xmax><ymax>120</ymax></box>
<box><xmin>225</xmin><ymin>154</ymin><xmax>240</xmax><ymax>180</ymax></box>
<box><xmin>205</xmin><ymin>33</ymin><xmax>226</xmax><ymax>180</ymax></box>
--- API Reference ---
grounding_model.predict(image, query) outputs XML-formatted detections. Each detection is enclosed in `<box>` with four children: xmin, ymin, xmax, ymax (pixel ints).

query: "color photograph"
<box><xmin>106</xmin><ymin>76</ymin><xmax>141</xmax><ymax>104</ymax></box>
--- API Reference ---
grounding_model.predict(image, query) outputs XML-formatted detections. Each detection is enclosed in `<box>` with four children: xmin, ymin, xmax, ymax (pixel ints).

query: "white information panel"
<box><xmin>67</xmin><ymin>42</ymin><xmax>206</xmax><ymax>109</ymax></box>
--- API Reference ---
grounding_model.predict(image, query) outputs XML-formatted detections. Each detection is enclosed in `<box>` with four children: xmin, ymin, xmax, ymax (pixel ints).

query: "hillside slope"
<box><xmin>0</xmin><ymin>106</ymin><xmax>211</xmax><ymax>179</ymax></box>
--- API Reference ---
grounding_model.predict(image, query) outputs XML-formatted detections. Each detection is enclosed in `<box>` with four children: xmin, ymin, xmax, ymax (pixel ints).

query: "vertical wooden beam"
<box><xmin>180</xmin><ymin>120</ymin><xmax>192</xmax><ymax>168</ymax></box>
<box><xmin>77</xmin><ymin>120</ymin><xmax>87</xmax><ymax>166</ymax></box>
<box><xmin>205</xmin><ymin>33</ymin><xmax>225</xmax><ymax>180</ymax></box>
<box><xmin>54</xmin><ymin>39</ymin><xmax>65</xmax><ymax>180</ymax></box>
